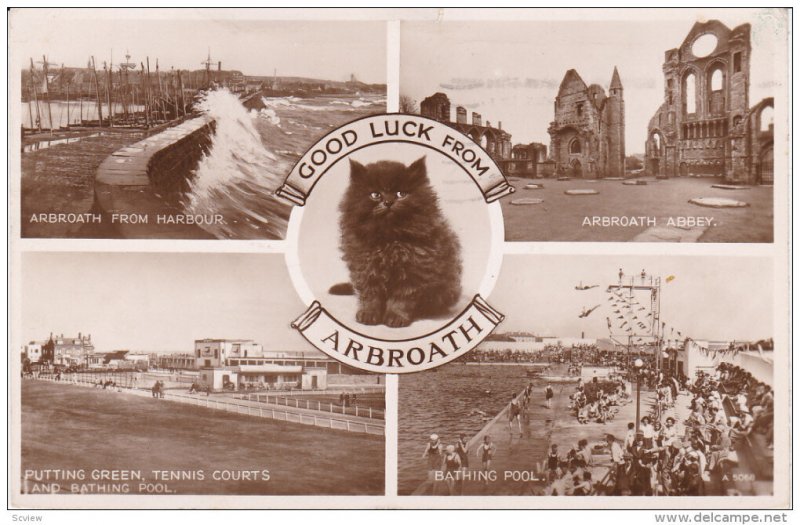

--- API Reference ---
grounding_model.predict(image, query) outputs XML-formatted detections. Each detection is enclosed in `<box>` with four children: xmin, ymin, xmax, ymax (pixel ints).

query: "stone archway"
<box><xmin>759</xmin><ymin>145</ymin><xmax>774</xmax><ymax>184</ymax></box>
<box><xmin>649</xmin><ymin>158</ymin><xmax>661</xmax><ymax>176</ymax></box>
<box><xmin>648</xmin><ymin>130</ymin><xmax>666</xmax><ymax>177</ymax></box>
<box><xmin>679</xmin><ymin>162</ymin><xmax>688</xmax><ymax>177</ymax></box>
<box><xmin>570</xmin><ymin>159</ymin><xmax>583</xmax><ymax>178</ymax></box>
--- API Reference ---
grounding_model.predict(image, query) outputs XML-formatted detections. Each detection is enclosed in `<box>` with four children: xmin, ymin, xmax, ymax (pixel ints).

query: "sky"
<box><xmin>10</xmin><ymin>12</ymin><xmax>386</xmax><ymax>84</ymax></box>
<box><xmin>21</xmin><ymin>252</ymin><xmax>315</xmax><ymax>354</ymax></box>
<box><xmin>20</xmin><ymin>252</ymin><xmax>773</xmax><ymax>353</ymax></box>
<box><xmin>401</xmin><ymin>9</ymin><xmax>784</xmax><ymax>153</ymax></box>
<box><xmin>489</xmin><ymin>254</ymin><xmax>773</xmax><ymax>343</ymax></box>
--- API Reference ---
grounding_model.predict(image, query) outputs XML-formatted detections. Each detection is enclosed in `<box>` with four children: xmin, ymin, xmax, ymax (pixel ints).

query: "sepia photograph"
<box><xmin>17</xmin><ymin>252</ymin><xmax>385</xmax><ymax>497</ymax></box>
<box><xmin>13</xmin><ymin>12</ymin><xmax>387</xmax><ymax>239</ymax></box>
<box><xmin>399</xmin><ymin>254</ymin><xmax>775</xmax><ymax>497</ymax></box>
<box><xmin>400</xmin><ymin>11</ymin><xmax>785</xmax><ymax>242</ymax></box>
<box><xmin>6</xmin><ymin>6</ymin><xmax>792</xmax><ymax>517</ymax></box>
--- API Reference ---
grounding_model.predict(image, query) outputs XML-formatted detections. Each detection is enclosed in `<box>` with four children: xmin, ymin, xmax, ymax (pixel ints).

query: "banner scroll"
<box><xmin>276</xmin><ymin>113</ymin><xmax>515</xmax><ymax>206</ymax></box>
<box><xmin>292</xmin><ymin>295</ymin><xmax>505</xmax><ymax>374</ymax></box>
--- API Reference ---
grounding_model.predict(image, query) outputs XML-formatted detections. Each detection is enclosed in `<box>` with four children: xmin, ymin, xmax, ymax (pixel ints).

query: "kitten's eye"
<box><xmin>369</xmin><ymin>192</ymin><xmax>382</xmax><ymax>200</ymax></box>
<box><xmin>396</xmin><ymin>191</ymin><xmax>408</xmax><ymax>199</ymax></box>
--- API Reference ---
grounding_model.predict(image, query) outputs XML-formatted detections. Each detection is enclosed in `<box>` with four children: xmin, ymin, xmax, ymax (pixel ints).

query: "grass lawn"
<box><xmin>21</xmin><ymin>381</ymin><xmax>383</xmax><ymax>495</ymax></box>
<box><xmin>501</xmin><ymin>176</ymin><xmax>773</xmax><ymax>242</ymax></box>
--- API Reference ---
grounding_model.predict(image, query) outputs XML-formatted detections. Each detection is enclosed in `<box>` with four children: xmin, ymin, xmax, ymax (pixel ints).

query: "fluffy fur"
<box><xmin>330</xmin><ymin>156</ymin><xmax>462</xmax><ymax>328</ymax></box>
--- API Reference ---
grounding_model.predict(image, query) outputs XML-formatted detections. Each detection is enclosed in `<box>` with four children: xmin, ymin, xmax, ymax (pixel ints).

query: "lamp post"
<box><xmin>634</xmin><ymin>358</ymin><xmax>643</xmax><ymax>433</ymax></box>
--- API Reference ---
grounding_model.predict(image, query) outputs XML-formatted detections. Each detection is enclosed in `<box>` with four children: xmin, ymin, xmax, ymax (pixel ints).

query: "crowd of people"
<box><xmin>544</xmin><ymin>362</ymin><xmax>772</xmax><ymax>496</ymax></box>
<box><xmin>463</xmin><ymin>343</ymin><xmax>664</xmax><ymax>373</ymax></box>
<box><xmin>544</xmin><ymin>439</ymin><xmax>598</xmax><ymax>495</ymax></box>
<box><xmin>568</xmin><ymin>374</ymin><xmax>631</xmax><ymax>424</ymax></box>
<box><xmin>415</xmin><ymin>355</ymin><xmax>774</xmax><ymax>497</ymax></box>
<box><xmin>701</xmin><ymin>363</ymin><xmax>774</xmax><ymax>450</ymax></box>
<box><xmin>463</xmin><ymin>343</ymin><xmax>608</xmax><ymax>364</ymax></box>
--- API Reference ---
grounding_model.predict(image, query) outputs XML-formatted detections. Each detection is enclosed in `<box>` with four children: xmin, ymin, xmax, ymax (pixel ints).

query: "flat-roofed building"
<box><xmin>194</xmin><ymin>338</ymin><xmax>264</xmax><ymax>369</ymax></box>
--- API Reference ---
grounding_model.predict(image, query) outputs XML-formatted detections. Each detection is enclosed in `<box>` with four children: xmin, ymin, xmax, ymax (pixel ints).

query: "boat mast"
<box><xmin>91</xmin><ymin>56</ymin><xmax>104</xmax><ymax>126</ymax></box>
<box><xmin>177</xmin><ymin>69</ymin><xmax>185</xmax><ymax>116</ymax></box>
<box><xmin>104</xmin><ymin>61</ymin><xmax>113</xmax><ymax>127</ymax></box>
<box><xmin>141</xmin><ymin>61</ymin><xmax>150</xmax><ymax>128</ymax></box>
<box><xmin>63</xmin><ymin>64</ymin><xmax>70</xmax><ymax>129</ymax></box>
<box><xmin>146</xmin><ymin>57</ymin><xmax>153</xmax><ymax>127</ymax></box>
<box><xmin>26</xmin><ymin>58</ymin><xmax>37</xmax><ymax>132</ymax></box>
<box><xmin>171</xmin><ymin>68</ymin><xmax>179</xmax><ymax>119</ymax></box>
<box><xmin>41</xmin><ymin>55</ymin><xmax>53</xmax><ymax>134</ymax></box>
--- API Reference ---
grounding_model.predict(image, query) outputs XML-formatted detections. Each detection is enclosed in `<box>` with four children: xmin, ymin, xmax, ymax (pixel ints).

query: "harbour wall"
<box><xmin>93</xmin><ymin>116</ymin><xmax>218</xmax><ymax>239</ymax></box>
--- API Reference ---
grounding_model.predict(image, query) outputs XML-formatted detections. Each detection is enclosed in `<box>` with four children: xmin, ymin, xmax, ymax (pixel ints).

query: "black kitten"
<box><xmin>329</xmin><ymin>156</ymin><xmax>462</xmax><ymax>328</ymax></box>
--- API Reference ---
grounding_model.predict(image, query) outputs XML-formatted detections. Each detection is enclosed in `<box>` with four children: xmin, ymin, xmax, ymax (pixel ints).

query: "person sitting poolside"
<box><xmin>577</xmin><ymin>404</ymin><xmax>589</xmax><ymax>424</ymax></box>
<box><xmin>587</xmin><ymin>402</ymin><xmax>599</xmax><ymax>421</ymax></box>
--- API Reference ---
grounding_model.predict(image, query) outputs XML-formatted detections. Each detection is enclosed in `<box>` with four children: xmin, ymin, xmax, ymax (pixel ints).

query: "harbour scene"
<box><xmin>18</xmin><ymin>19</ymin><xmax>387</xmax><ymax>239</ymax></box>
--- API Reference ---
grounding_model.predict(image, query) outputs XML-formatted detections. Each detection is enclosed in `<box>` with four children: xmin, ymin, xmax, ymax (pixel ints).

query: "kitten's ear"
<box><xmin>349</xmin><ymin>158</ymin><xmax>367</xmax><ymax>182</ymax></box>
<box><xmin>407</xmin><ymin>156</ymin><xmax>428</xmax><ymax>184</ymax></box>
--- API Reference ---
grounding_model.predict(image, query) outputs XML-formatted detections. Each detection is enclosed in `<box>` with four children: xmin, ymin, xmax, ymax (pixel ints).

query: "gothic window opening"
<box><xmin>684</xmin><ymin>73</ymin><xmax>696</xmax><ymax>114</ymax></box>
<box><xmin>652</xmin><ymin>133</ymin><xmax>662</xmax><ymax>154</ymax></box>
<box><xmin>759</xmin><ymin>105</ymin><xmax>774</xmax><ymax>132</ymax></box>
<box><xmin>711</xmin><ymin>69</ymin><xmax>723</xmax><ymax>91</ymax></box>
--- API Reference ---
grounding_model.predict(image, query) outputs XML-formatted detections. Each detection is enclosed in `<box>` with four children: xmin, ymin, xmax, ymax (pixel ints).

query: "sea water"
<box><xmin>183</xmin><ymin>89</ymin><xmax>386</xmax><ymax>239</ymax></box>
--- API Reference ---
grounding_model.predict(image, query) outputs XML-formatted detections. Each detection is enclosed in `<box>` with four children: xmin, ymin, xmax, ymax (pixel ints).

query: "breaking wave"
<box><xmin>185</xmin><ymin>88</ymin><xmax>291</xmax><ymax>239</ymax></box>
<box><xmin>179</xmin><ymin>89</ymin><xmax>385</xmax><ymax>239</ymax></box>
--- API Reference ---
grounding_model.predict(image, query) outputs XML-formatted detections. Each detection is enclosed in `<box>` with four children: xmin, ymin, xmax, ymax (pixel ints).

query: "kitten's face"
<box><xmin>345</xmin><ymin>156</ymin><xmax>436</xmax><ymax>222</ymax></box>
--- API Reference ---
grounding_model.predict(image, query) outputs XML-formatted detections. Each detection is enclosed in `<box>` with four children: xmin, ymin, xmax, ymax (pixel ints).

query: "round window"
<box><xmin>691</xmin><ymin>33</ymin><xmax>718</xmax><ymax>57</ymax></box>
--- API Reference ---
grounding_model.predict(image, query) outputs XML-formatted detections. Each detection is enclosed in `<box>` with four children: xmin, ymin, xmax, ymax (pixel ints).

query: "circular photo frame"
<box><xmin>282</xmin><ymin>114</ymin><xmax>510</xmax><ymax>373</ymax></box>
